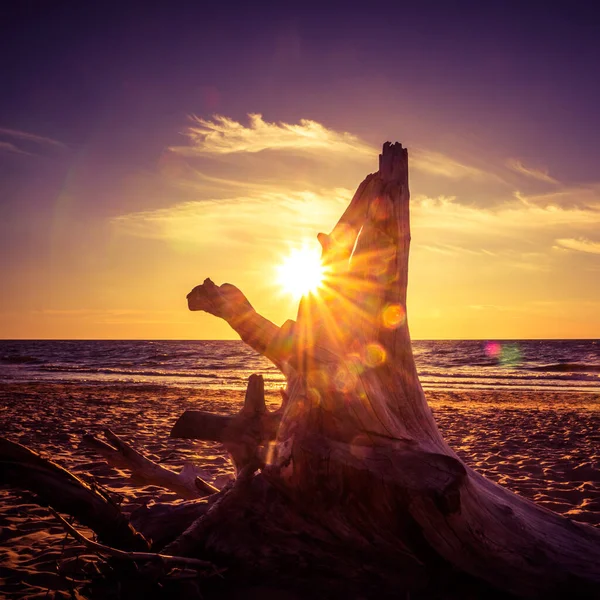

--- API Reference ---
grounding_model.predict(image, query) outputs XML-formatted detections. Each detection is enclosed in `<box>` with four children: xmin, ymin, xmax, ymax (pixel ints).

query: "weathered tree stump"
<box><xmin>181</xmin><ymin>142</ymin><xmax>600</xmax><ymax>598</ymax></box>
<box><xmin>1</xmin><ymin>142</ymin><xmax>599</xmax><ymax>599</ymax></box>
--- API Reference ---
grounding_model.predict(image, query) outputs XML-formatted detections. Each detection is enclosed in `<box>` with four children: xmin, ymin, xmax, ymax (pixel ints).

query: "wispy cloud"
<box><xmin>169</xmin><ymin>113</ymin><xmax>497</xmax><ymax>184</ymax></box>
<box><xmin>417</xmin><ymin>242</ymin><xmax>496</xmax><ymax>257</ymax></box>
<box><xmin>113</xmin><ymin>188</ymin><xmax>352</xmax><ymax>247</ymax></box>
<box><xmin>35</xmin><ymin>308</ymin><xmax>171</xmax><ymax>316</ymax></box>
<box><xmin>410</xmin><ymin>193</ymin><xmax>600</xmax><ymax>278</ymax></box>
<box><xmin>414</xmin><ymin>193</ymin><xmax>600</xmax><ymax>233</ymax></box>
<box><xmin>507</xmin><ymin>158</ymin><xmax>559</xmax><ymax>184</ymax></box>
<box><xmin>0</xmin><ymin>127</ymin><xmax>66</xmax><ymax>148</ymax></box>
<box><xmin>515</xmin><ymin>185</ymin><xmax>600</xmax><ymax>211</ymax></box>
<box><xmin>469</xmin><ymin>304</ymin><xmax>512</xmax><ymax>311</ymax></box>
<box><xmin>554</xmin><ymin>237</ymin><xmax>600</xmax><ymax>254</ymax></box>
<box><xmin>0</xmin><ymin>127</ymin><xmax>67</xmax><ymax>158</ymax></box>
<box><xmin>29</xmin><ymin>308</ymin><xmax>186</xmax><ymax>326</ymax></box>
<box><xmin>411</xmin><ymin>149</ymin><xmax>495</xmax><ymax>181</ymax></box>
<box><xmin>0</xmin><ymin>140</ymin><xmax>30</xmax><ymax>156</ymax></box>
<box><xmin>170</xmin><ymin>113</ymin><xmax>374</xmax><ymax>156</ymax></box>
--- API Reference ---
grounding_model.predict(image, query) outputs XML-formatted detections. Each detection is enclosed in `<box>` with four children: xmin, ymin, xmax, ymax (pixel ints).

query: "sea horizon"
<box><xmin>2</xmin><ymin>339</ymin><xmax>598</xmax><ymax>394</ymax></box>
<box><xmin>2</xmin><ymin>337</ymin><xmax>599</xmax><ymax>342</ymax></box>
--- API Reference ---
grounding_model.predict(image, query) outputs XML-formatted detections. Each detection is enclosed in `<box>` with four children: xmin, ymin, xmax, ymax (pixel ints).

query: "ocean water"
<box><xmin>0</xmin><ymin>339</ymin><xmax>599</xmax><ymax>393</ymax></box>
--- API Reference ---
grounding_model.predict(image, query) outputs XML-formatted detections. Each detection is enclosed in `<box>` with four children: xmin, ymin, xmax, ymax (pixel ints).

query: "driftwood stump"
<box><xmin>1</xmin><ymin>142</ymin><xmax>599</xmax><ymax>599</ymax></box>
<box><xmin>179</xmin><ymin>142</ymin><xmax>600</xmax><ymax>598</ymax></box>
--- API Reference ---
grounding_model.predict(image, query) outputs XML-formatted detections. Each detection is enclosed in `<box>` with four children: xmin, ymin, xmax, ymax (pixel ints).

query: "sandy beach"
<box><xmin>0</xmin><ymin>382</ymin><xmax>599</xmax><ymax>598</ymax></box>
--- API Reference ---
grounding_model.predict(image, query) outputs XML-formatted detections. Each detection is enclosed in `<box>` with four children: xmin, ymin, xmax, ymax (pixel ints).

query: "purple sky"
<box><xmin>2</xmin><ymin>2</ymin><xmax>599</xmax><ymax>339</ymax></box>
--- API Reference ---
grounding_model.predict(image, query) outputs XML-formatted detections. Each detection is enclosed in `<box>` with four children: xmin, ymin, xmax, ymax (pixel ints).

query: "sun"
<box><xmin>276</xmin><ymin>244</ymin><xmax>326</xmax><ymax>299</ymax></box>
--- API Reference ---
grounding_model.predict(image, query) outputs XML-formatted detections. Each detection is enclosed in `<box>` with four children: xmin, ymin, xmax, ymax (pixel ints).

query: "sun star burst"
<box><xmin>276</xmin><ymin>245</ymin><xmax>326</xmax><ymax>299</ymax></box>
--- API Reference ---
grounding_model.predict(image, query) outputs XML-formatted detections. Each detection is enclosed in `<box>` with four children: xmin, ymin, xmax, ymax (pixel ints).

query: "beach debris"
<box><xmin>0</xmin><ymin>437</ymin><xmax>148</xmax><ymax>551</ymax></box>
<box><xmin>82</xmin><ymin>429</ymin><xmax>218</xmax><ymax>498</ymax></box>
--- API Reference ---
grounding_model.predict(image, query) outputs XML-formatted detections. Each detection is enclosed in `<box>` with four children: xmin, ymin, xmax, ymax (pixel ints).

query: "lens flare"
<box><xmin>485</xmin><ymin>341</ymin><xmax>521</xmax><ymax>366</ymax></box>
<box><xmin>500</xmin><ymin>343</ymin><xmax>521</xmax><ymax>366</ymax></box>
<box><xmin>333</xmin><ymin>366</ymin><xmax>358</xmax><ymax>393</ymax></box>
<box><xmin>485</xmin><ymin>341</ymin><xmax>502</xmax><ymax>358</ymax></box>
<box><xmin>365</xmin><ymin>342</ymin><xmax>386</xmax><ymax>367</ymax></box>
<box><xmin>382</xmin><ymin>303</ymin><xmax>406</xmax><ymax>329</ymax></box>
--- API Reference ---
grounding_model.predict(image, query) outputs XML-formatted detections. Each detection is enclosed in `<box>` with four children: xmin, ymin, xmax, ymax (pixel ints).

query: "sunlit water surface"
<box><xmin>0</xmin><ymin>339</ymin><xmax>598</xmax><ymax>393</ymax></box>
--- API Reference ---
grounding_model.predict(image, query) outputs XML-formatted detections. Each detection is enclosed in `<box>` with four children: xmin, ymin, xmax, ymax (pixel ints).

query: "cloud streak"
<box><xmin>0</xmin><ymin>127</ymin><xmax>67</xmax><ymax>158</ymax></box>
<box><xmin>554</xmin><ymin>238</ymin><xmax>600</xmax><ymax>254</ymax></box>
<box><xmin>413</xmin><ymin>193</ymin><xmax>600</xmax><ymax>233</ymax></box>
<box><xmin>113</xmin><ymin>188</ymin><xmax>351</xmax><ymax>248</ymax></box>
<box><xmin>507</xmin><ymin>158</ymin><xmax>559</xmax><ymax>184</ymax></box>
<box><xmin>169</xmin><ymin>113</ymin><xmax>498</xmax><ymax>184</ymax></box>
<box><xmin>515</xmin><ymin>185</ymin><xmax>600</xmax><ymax>211</ymax></box>
<box><xmin>171</xmin><ymin>113</ymin><xmax>374</xmax><ymax>156</ymax></box>
<box><xmin>412</xmin><ymin>149</ymin><xmax>494</xmax><ymax>181</ymax></box>
<box><xmin>0</xmin><ymin>127</ymin><xmax>67</xmax><ymax>148</ymax></box>
<box><xmin>0</xmin><ymin>141</ymin><xmax>30</xmax><ymax>156</ymax></box>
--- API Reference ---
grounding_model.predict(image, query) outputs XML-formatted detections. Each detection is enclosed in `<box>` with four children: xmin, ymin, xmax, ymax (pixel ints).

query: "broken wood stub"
<box><xmin>171</xmin><ymin>374</ymin><xmax>280</xmax><ymax>472</ymax></box>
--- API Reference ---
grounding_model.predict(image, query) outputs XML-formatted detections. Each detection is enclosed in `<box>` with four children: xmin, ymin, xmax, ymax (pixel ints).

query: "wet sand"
<box><xmin>0</xmin><ymin>382</ymin><xmax>599</xmax><ymax>598</ymax></box>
